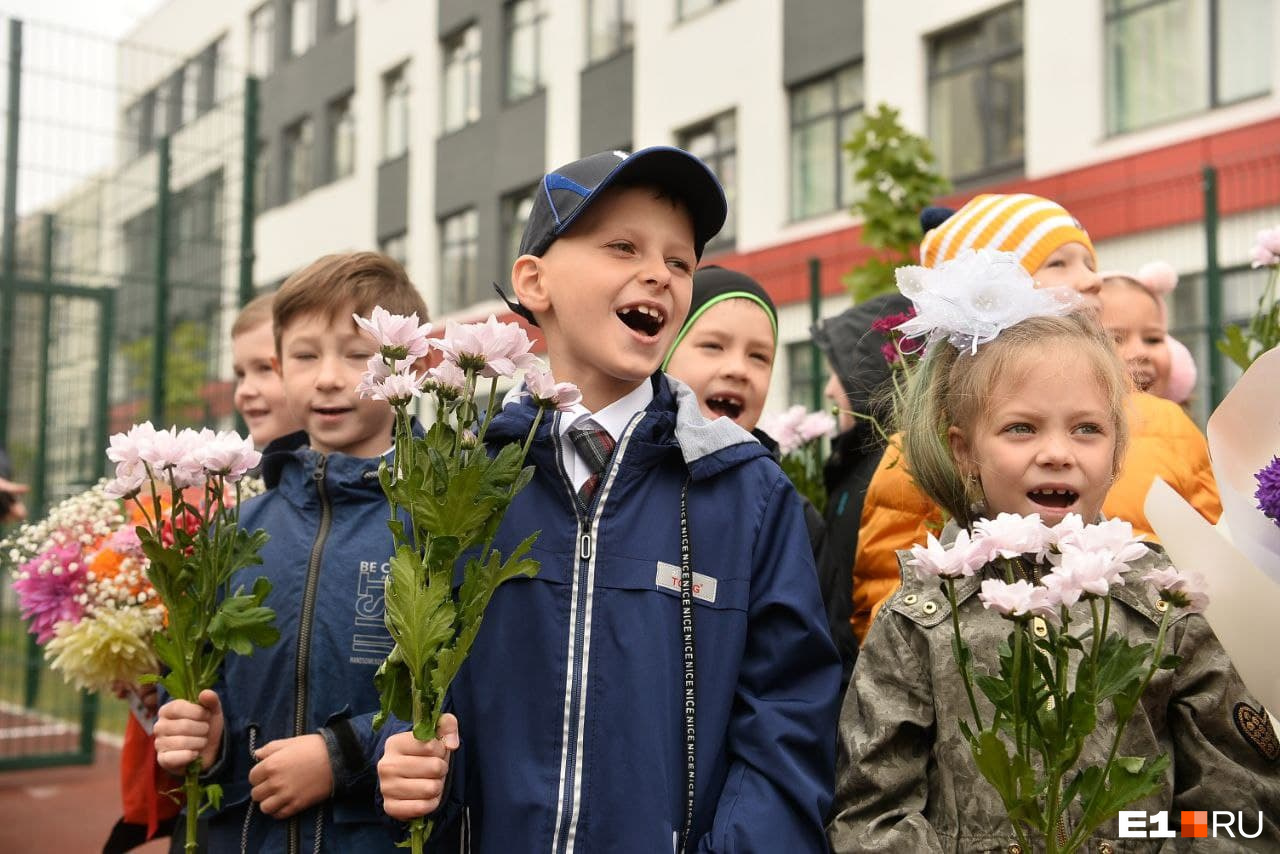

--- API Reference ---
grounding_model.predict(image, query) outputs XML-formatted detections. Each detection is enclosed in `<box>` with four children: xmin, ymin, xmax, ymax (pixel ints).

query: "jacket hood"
<box><xmin>487</xmin><ymin>373</ymin><xmax>767</xmax><ymax>481</ymax></box>
<box><xmin>811</xmin><ymin>292</ymin><xmax>913</xmax><ymax>423</ymax></box>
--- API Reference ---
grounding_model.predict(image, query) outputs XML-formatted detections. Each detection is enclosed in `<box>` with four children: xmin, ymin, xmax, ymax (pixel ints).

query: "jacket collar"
<box><xmin>487</xmin><ymin>373</ymin><xmax>768</xmax><ymax>481</ymax></box>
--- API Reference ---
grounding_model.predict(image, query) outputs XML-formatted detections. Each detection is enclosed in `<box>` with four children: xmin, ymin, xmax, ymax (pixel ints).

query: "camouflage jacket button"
<box><xmin>1098</xmin><ymin>842</ymin><xmax>1115</xmax><ymax>854</ymax></box>
<box><xmin>1007</xmin><ymin>844</ymin><xmax>1023</xmax><ymax>854</ymax></box>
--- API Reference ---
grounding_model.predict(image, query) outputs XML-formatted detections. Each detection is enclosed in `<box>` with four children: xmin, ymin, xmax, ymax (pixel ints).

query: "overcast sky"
<box><xmin>0</xmin><ymin>0</ymin><xmax>168</xmax><ymax>40</ymax></box>
<box><xmin>1</xmin><ymin>0</ymin><xmax>172</xmax><ymax>214</ymax></box>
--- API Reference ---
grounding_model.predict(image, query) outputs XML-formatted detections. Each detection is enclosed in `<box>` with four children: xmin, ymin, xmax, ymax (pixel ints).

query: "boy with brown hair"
<box><xmin>376</xmin><ymin>149</ymin><xmax>840</xmax><ymax>851</ymax></box>
<box><xmin>155</xmin><ymin>251</ymin><xmax>429</xmax><ymax>852</ymax></box>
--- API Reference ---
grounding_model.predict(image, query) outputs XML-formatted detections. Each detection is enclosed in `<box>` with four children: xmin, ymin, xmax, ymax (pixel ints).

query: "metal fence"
<box><xmin>0</xmin><ymin>15</ymin><xmax>255</xmax><ymax>768</ymax></box>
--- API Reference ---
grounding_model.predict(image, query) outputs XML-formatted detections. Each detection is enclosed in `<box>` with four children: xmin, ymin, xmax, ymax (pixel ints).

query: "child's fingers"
<box><xmin>157</xmin><ymin>699</ymin><xmax>209</xmax><ymax>725</ymax></box>
<box><xmin>380</xmin><ymin>772</ymin><xmax>447</xmax><ymax>822</ymax></box>
<box><xmin>436</xmin><ymin>713</ymin><xmax>460</xmax><ymax>751</ymax></box>
<box><xmin>196</xmin><ymin>689</ymin><xmax>222</xmax><ymax>718</ymax></box>
<box><xmin>253</xmin><ymin>738</ymin><xmax>283</xmax><ymax>762</ymax></box>
<box><xmin>386</xmin><ymin>730</ymin><xmax>451</xmax><ymax>759</ymax></box>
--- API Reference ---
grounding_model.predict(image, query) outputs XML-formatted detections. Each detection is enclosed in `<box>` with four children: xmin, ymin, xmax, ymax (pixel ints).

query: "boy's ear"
<box><xmin>511</xmin><ymin>255</ymin><xmax>552</xmax><ymax>316</ymax></box>
<box><xmin>947</xmin><ymin>425</ymin><xmax>973</xmax><ymax>477</ymax></box>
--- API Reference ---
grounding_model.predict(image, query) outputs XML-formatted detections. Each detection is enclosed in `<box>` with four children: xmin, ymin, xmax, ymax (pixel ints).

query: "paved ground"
<box><xmin>0</xmin><ymin>730</ymin><xmax>170</xmax><ymax>853</ymax></box>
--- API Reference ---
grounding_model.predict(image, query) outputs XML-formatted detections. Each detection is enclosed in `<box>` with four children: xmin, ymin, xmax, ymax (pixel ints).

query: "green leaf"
<box><xmin>207</xmin><ymin>578</ymin><xmax>280</xmax><ymax>657</ymax></box>
<box><xmin>201</xmin><ymin>782</ymin><xmax>223</xmax><ymax>815</ymax></box>
<box><xmin>1093</xmin><ymin>632</ymin><xmax>1151</xmax><ymax>702</ymax></box>
<box><xmin>373</xmin><ymin>645</ymin><xmax>414</xmax><ymax>731</ymax></box>
<box><xmin>1157</xmin><ymin>654</ymin><xmax>1181</xmax><ymax>670</ymax></box>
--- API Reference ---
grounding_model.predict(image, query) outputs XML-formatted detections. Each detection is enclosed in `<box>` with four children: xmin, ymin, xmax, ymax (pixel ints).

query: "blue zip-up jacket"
<box><xmin>377</xmin><ymin>375</ymin><xmax>841</xmax><ymax>852</ymax></box>
<box><xmin>204</xmin><ymin>431</ymin><xmax>401</xmax><ymax>853</ymax></box>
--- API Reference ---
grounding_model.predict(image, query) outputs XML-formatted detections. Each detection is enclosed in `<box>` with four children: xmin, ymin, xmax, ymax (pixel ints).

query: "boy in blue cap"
<box><xmin>376</xmin><ymin>148</ymin><xmax>840</xmax><ymax>851</ymax></box>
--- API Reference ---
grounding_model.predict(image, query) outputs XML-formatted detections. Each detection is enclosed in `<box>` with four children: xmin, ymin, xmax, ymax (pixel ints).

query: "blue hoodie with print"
<box><xmin>375</xmin><ymin>374</ymin><xmax>841</xmax><ymax>853</ymax></box>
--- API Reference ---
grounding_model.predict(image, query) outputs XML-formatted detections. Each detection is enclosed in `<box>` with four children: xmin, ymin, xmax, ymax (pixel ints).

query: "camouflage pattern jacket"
<box><xmin>827</xmin><ymin>539</ymin><xmax>1280</xmax><ymax>853</ymax></box>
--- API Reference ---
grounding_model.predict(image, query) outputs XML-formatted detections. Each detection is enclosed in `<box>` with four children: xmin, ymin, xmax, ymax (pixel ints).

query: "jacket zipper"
<box><xmin>289</xmin><ymin>454</ymin><xmax>332</xmax><ymax>854</ymax></box>
<box><xmin>551</xmin><ymin>414</ymin><xmax>641</xmax><ymax>854</ymax></box>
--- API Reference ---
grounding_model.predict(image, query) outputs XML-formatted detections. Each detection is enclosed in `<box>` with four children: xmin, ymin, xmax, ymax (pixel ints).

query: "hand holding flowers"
<box><xmin>104</xmin><ymin>423</ymin><xmax>276</xmax><ymax>853</ymax></box>
<box><xmin>353</xmin><ymin>310</ymin><xmax>578</xmax><ymax>853</ymax></box>
<box><xmin>911</xmin><ymin>512</ymin><xmax>1208</xmax><ymax>854</ymax></box>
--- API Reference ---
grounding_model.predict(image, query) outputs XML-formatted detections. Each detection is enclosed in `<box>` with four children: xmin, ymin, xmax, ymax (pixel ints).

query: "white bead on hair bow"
<box><xmin>893</xmin><ymin>248</ymin><xmax>1080</xmax><ymax>354</ymax></box>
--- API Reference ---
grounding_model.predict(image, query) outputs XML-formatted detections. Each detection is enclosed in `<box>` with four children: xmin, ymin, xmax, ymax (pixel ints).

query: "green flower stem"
<box><xmin>944</xmin><ymin>579</ymin><xmax>984</xmax><ymax>731</ymax></box>
<box><xmin>476</xmin><ymin>375</ymin><xmax>500</xmax><ymax>446</ymax></box>
<box><xmin>183</xmin><ymin>766</ymin><xmax>201</xmax><ymax>853</ymax></box>
<box><xmin>1062</xmin><ymin>605</ymin><xmax>1174</xmax><ymax>853</ymax></box>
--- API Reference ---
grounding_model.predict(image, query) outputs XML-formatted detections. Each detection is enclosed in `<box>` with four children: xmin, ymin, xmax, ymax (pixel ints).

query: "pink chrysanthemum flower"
<box><xmin>13</xmin><ymin>543</ymin><xmax>88</xmax><ymax>643</ymax></box>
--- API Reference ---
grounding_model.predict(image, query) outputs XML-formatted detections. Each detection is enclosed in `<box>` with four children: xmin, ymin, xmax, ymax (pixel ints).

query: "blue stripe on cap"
<box><xmin>543</xmin><ymin>173</ymin><xmax>592</xmax><ymax>228</ymax></box>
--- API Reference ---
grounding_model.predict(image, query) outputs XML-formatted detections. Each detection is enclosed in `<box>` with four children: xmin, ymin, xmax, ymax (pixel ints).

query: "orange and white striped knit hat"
<box><xmin>919</xmin><ymin>193</ymin><xmax>1096</xmax><ymax>275</ymax></box>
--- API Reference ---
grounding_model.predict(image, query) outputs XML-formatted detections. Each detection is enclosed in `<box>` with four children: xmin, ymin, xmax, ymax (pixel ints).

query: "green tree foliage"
<box><xmin>843</xmin><ymin>104</ymin><xmax>952</xmax><ymax>301</ymax></box>
<box><xmin>120</xmin><ymin>320</ymin><xmax>211</xmax><ymax>426</ymax></box>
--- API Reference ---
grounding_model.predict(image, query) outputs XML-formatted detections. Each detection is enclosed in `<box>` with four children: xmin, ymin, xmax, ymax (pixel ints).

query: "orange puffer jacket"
<box><xmin>850</xmin><ymin>391</ymin><xmax>1222</xmax><ymax>643</ymax></box>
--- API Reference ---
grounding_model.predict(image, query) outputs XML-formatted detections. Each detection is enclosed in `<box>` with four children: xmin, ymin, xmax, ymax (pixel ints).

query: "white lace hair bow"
<box><xmin>894</xmin><ymin>248</ymin><xmax>1080</xmax><ymax>354</ymax></box>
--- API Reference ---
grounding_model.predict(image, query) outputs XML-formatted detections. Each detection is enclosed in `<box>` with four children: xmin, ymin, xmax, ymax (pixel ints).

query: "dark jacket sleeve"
<box><xmin>826</xmin><ymin>606</ymin><xmax>942</xmax><ymax>853</ymax></box>
<box><xmin>699</xmin><ymin>473</ymin><xmax>841</xmax><ymax>852</ymax></box>
<box><xmin>1164</xmin><ymin>614</ymin><xmax>1280</xmax><ymax>847</ymax></box>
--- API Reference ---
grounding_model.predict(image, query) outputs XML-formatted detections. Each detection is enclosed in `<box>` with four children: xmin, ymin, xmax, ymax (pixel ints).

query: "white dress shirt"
<box><xmin>555</xmin><ymin>381</ymin><xmax>654</xmax><ymax>494</ymax></box>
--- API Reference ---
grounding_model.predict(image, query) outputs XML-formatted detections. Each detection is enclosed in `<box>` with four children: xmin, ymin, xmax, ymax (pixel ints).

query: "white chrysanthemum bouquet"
<box><xmin>910</xmin><ymin>512</ymin><xmax>1208</xmax><ymax>854</ymax></box>
<box><xmin>353</xmin><ymin>309</ymin><xmax>580</xmax><ymax>853</ymax></box>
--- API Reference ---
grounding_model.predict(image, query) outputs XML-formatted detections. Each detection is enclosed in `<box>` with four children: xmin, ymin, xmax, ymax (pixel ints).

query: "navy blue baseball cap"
<box><xmin>498</xmin><ymin>146</ymin><xmax>728</xmax><ymax>325</ymax></box>
<box><xmin>518</xmin><ymin>147</ymin><xmax>727</xmax><ymax>259</ymax></box>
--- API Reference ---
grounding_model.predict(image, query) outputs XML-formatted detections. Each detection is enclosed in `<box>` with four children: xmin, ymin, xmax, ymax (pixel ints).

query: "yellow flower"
<box><xmin>44</xmin><ymin>607</ymin><xmax>160</xmax><ymax>693</ymax></box>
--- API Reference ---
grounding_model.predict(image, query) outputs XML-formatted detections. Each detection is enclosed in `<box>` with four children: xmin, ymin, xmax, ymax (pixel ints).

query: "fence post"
<box><xmin>152</xmin><ymin>136</ymin><xmax>171</xmax><ymax>423</ymax></box>
<box><xmin>96</xmin><ymin>289</ymin><xmax>115</xmax><ymax>478</ymax></box>
<box><xmin>1202</xmin><ymin>165</ymin><xmax>1224</xmax><ymax>408</ymax></box>
<box><xmin>33</xmin><ymin>214</ymin><xmax>52</xmax><ymax>516</ymax></box>
<box><xmin>239</xmin><ymin>76</ymin><xmax>259</xmax><ymax>309</ymax></box>
<box><xmin>0</xmin><ymin>18</ymin><xmax>23</xmax><ymax>448</ymax></box>
<box><xmin>808</xmin><ymin>257</ymin><xmax>822</xmax><ymax>414</ymax></box>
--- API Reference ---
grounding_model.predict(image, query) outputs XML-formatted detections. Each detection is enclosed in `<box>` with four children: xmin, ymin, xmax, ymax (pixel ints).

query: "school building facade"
<box><xmin>116</xmin><ymin>0</ymin><xmax>1280</xmax><ymax>422</ymax></box>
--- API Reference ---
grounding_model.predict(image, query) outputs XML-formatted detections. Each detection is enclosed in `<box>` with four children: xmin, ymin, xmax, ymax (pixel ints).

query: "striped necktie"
<box><xmin>568</xmin><ymin>420</ymin><xmax>616</xmax><ymax>503</ymax></box>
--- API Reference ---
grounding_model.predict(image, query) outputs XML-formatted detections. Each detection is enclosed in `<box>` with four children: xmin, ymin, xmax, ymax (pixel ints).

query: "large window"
<box><xmin>254</xmin><ymin>139</ymin><xmax>270</xmax><ymax>212</ymax></box>
<box><xmin>1106</xmin><ymin>0</ymin><xmax>1271</xmax><ymax>135</ymax></box>
<box><xmin>677</xmin><ymin>0</ymin><xmax>727</xmax><ymax>21</ymax></box>
<box><xmin>380</xmin><ymin>232</ymin><xmax>408</xmax><ymax>268</ymax></box>
<box><xmin>790</xmin><ymin>63</ymin><xmax>863</xmax><ymax>221</ymax></box>
<box><xmin>586</xmin><ymin>0</ymin><xmax>634</xmax><ymax>64</ymax></box>
<box><xmin>327</xmin><ymin>93</ymin><xmax>355</xmax><ymax>181</ymax></box>
<box><xmin>440</xmin><ymin>209</ymin><xmax>479</xmax><ymax>312</ymax></box>
<box><xmin>382</xmin><ymin>64</ymin><xmax>410</xmax><ymax>161</ymax></box>
<box><xmin>501</xmin><ymin>186</ymin><xmax>536</xmax><ymax>273</ymax></box>
<box><xmin>291</xmin><ymin>0</ymin><xmax>316</xmax><ymax>58</ymax></box>
<box><xmin>786</xmin><ymin>341</ymin><xmax>819</xmax><ymax>408</ymax></box>
<box><xmin>200</xmin><ymin>37</ymin><xmax>227</xmax><ymax>112</ymax></box>
<box><xmin>505</xmin><ymin>1</ymin><xmax>545</xmax><ymax>101</ymax></box>
<box><xmin>678</xmin><ymin>111</ymin><xmax>736</xmax><ymax>251</ymax></box>
<box><xmin>927</xmin><ymin>3</ymin><xmax>1024</xmax><ymax>184</ymax></box>
<box><xmin>283</xmin><ymin>117</ymin><xmax>315</xmax><ymax>202</ymax></box>
<box><xmin>249</xmin><ymin>3</ymin><xmax>275</xmax><ymax>77</ymax></box>
<box><xmin>442</xmin><ymin>25</ymin><xmax>482</xmax><ymax>133</ymax></box>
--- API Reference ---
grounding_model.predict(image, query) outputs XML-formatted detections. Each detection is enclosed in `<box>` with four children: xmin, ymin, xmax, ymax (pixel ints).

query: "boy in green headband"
<box><xmin>664</xmin><ymin>265</ymin><xmax>779</xmax><ymax>433</ymax></box>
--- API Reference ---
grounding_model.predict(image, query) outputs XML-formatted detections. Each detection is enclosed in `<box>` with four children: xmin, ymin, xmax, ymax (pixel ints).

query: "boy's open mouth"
<box><xmin>706</xmin><ymin>394</ymin><xmax>743</xmax><ymax>420</ymax></box>
<box><xmin>617</xmin><ymin>305</ymin><xmax>665</xmax><ymax>338</ymax></box>
<box><xmin>313</xmin><ymin>405</ymin><xmax>352</xmax><ymax>417</ymax></box>
<box><xmin>1027</xmin><ymin>487</ymin><xmax>1078</xmax><ymax>509</ymax></box>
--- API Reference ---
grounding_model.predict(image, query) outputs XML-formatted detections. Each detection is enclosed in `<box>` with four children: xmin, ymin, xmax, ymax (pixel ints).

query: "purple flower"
<box><xmin>906</xmin><ymin>530</ymin><xmax>993</xmax><ymax>582</ymax></box>
<box><xmin>978</xmin><ymin>578</ymin><xmax>1056</xmax><ymax>620</ymax></box>
<box><xmin>196</xmin><ymin>430</ymin><xmax>262</xmax><ymax>481</ymax></box>
<box><xmin>1143</xmin><ymin>566</ymin><xmax>1210</xmax><ymax>613</ymax></box>
<box><xmin>13</xmin><ymin>543</ymin><xmax>87</xmax><ymax>643</ymax></box>
<box><xmin>1255</xmin><ymin>455</ymin><xmax>1280</xmax><ymax>526</ymax></box>
<box><xmin>431</xmin><ymin>315</ymin><xmax>539</xmax><ymax>379</ymax></box>
<box><xmin>523</xmin><ymin>365</ymin><xmax>583</xmax><ymax>412</ymax></box>
<box><xmin>974</xmin><ymin>512</ymin><xmax>1054</xmax><ymax>560</ymax></box>
<box><xmin>353</xmin><ymin>307</ymin><xmax>433</xmax><ymax>361</ymax></box>
<box><xmin>1251</xmin><ymin>226</ymin><xmax>1280</xmax><ymax>267</ymax></box>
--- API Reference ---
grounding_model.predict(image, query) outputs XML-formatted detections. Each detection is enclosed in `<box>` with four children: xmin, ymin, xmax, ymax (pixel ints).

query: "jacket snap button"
<box><xmin>1007</xmin><ymin>844</ymin><xmax>1022</xmax><ymax>854</ymax></box>
<box><xmin>922</xmin><ymin>601</ymin><xmax>938</xmax><ymax>615</ymax></box>
<box><xmin>1098</xmin><ymin>842</ymin><xmax>1114</xmax><ymax>854</ymax></box>
<box><xmin>1155</xmin><ymin>599</ymin><xmax>1168</xmax><ymax>612</ymax></box>
<box><xmin>903</xmin><ymin>593</ymin><xmax>918</xmax><ymax>605</ymax></box>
